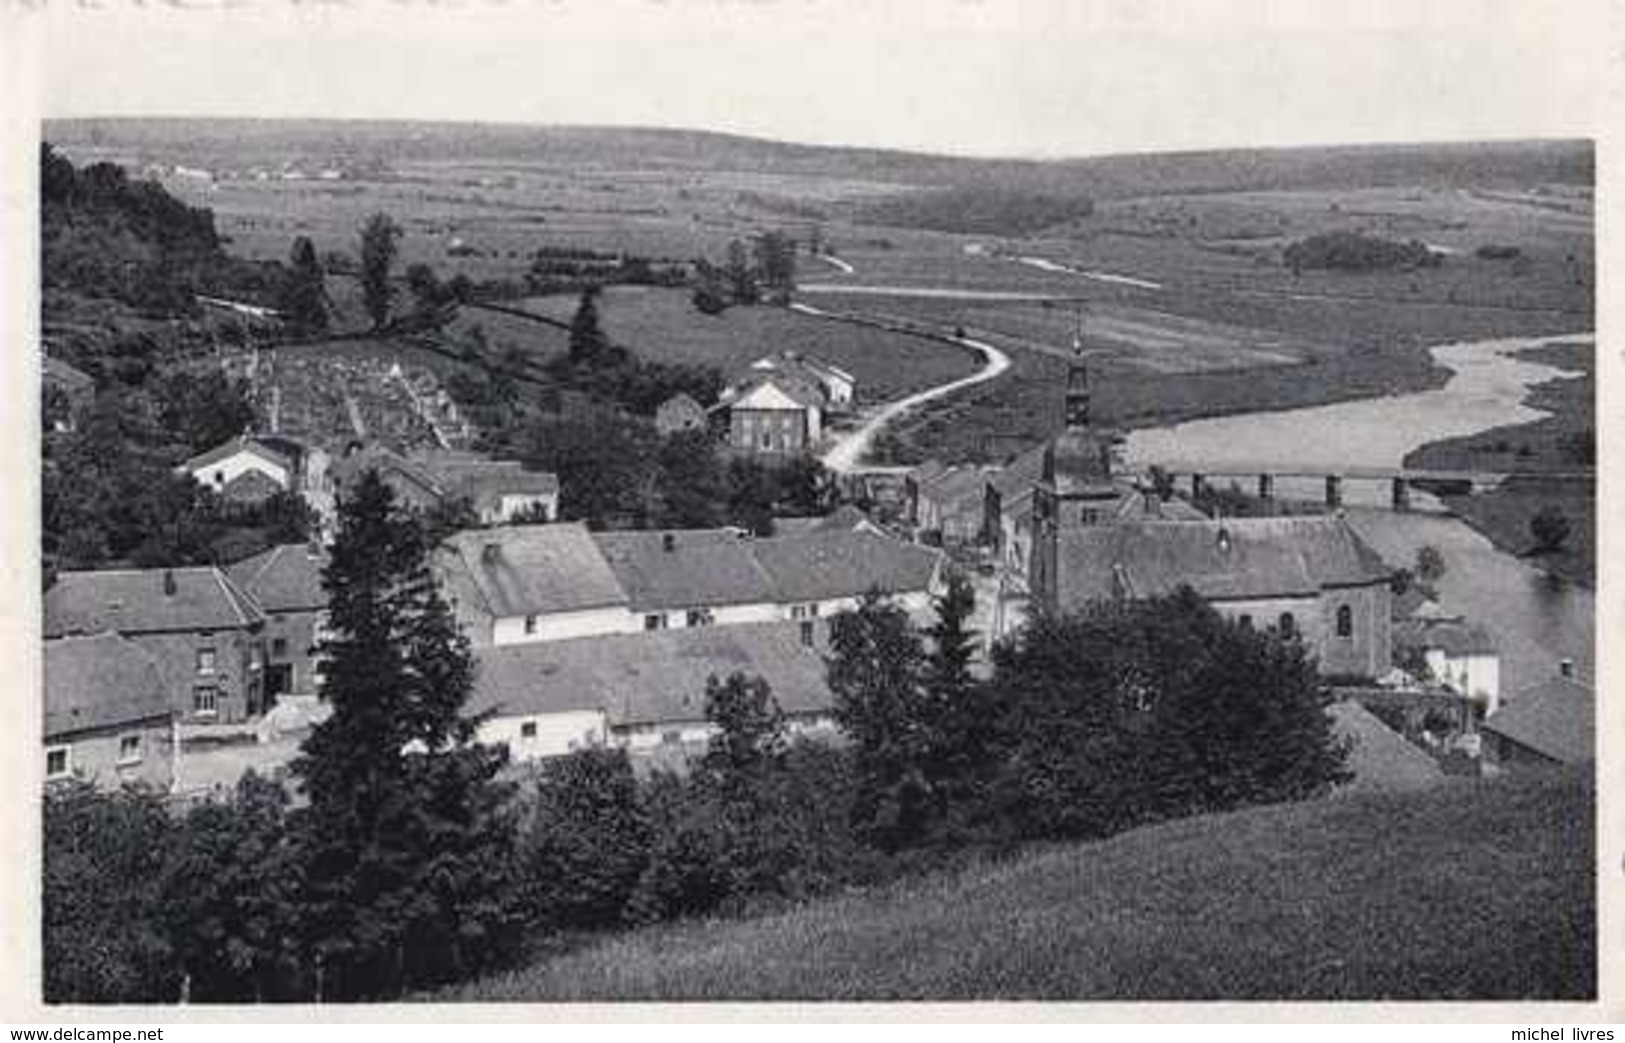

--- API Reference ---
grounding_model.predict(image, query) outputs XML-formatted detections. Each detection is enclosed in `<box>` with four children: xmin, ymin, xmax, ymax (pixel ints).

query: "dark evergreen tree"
<box><xmin>725</xmin><ymin>457</ymin><xmax>778</xmax><ymax>536</ymax></box>
<box><xmin>826</xmin><ymin>591</ymin><xmax>931</xmax><ymax>850</ymax></box>
<box><xmin>725</xmin><ymin>239</ymin><xmax>759</xmax><ymax>305</ymax></box>
<box><xmin>278</xmin><ymin>237</ymin><xmax>329</xmax><ymax>335</ymax></box>
<box><xmin>653</xmin><ymin>429</ymin><xmax>727</xmax><ymax>529</ymax></box>
<box><xmin>917</xmin><ymin>569</ymin><xmax>997</xmax><ymax>836</ymax></box>
<box><xmin>359</xmin><ymin>213</ymin><xmax>402</xmax><ymax>331</ymax></box>
<box><xmin>568</xmin><ymin>285</ymin><xmax>608</xmax><ymax>364</ymax></box>
<box><xmin>289</xmin><ymin>470</ymin><xmax>526</xmax><ymax>999</ymax></box>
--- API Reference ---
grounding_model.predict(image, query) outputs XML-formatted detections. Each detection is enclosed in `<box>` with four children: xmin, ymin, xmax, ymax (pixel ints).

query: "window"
<box><xmin>271</xmin><ymin>637</ymin><xmax>288</xmax><ymax>658</ymax></box>
<box><xmin>193</xmin><ymin>685</ymin><xmax>219</xmax><ymax>716</ymax></box>
<box><xmin>686</xmin><ymin>608</ymin><xmax>714</xmax><ymax>627</ymax></box>
<box><xmin>799</xmin><ymin>620</ymin><xmax>816</xmax><ymax>648</ymax></box>
<box><xmin>1336</xmin><ymin>604</ymin><xmax>1354</xmax><ymax>638</ymax></box>
<box><xmin>1278</xmin><ymin>612</ymin><xmax>1296</xmax><ymax>637</ymax></box>
<box><xmin>644</xmin><ymin>613</ymin><xmax>666</xmax><ymax>631</ymax></box>
<box><xmin>196</xmin><ymin>647</ymin><xmax>217</xmax><ymax>675</ymax></box>
<box><xmin>45</xmin><ymin>746</ymin><xmax>70</xmax><ymax>780</ymax></box>
<box><xmin>118</xmin><ymin>734</ymin><xmax>143</xmax><ymax>765</ymax></box>
<box><xmin>1237</xmin><ymin>614</ymin><xmax>1253</xmax><ymax>631</ymax></box>
<box><xmin>524</xmin><ymin>615</ymin><xmax>538</xmax><ymax>636</ymax></box>
<box><xmin>661</xmin><ymin>730</ymin><xmax>683</xmax><ymax>746</ymax></box>
<box><xmin>519</xmin><ymin>721</ymin><xmax>538</xmax><ymax>740</ymax></box>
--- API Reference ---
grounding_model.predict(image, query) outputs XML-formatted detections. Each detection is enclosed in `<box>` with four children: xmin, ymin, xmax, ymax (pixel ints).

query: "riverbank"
<box><xmin>1404</xmin><ymin>339</ymin><xmax>1594</xmax><ymax>587</ymax></box>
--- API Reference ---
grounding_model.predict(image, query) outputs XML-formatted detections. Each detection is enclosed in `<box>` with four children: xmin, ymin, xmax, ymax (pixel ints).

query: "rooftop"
<box><xmin>45</xmin><ymin>566</ymin><xmax>264</xmax><ymax>637</ymax></box>
<box><xmin>1483</xmin><ymin>672</ymin><xmax>1593</xmax><ymax>765</ymax></box>
<box><xmin>180</xmin><ymin>435</ymin><xmax>294</xmax><ymax>476</ymax></box>
<box><xmin>45</xmin><ymin>633</ymin><xmax>173</xmax><ymax>739</ymax></box>
<box><xmin>1053</xmin><ymin>515</ymin><xmax>1392</xmax><ymax>609</ymax></box>
<box><xmin>470</xmin><ymin>621</ymin><xmax>834</xmax><ymax>728</ymax></box>
<box><xmin>226</xmin><ymin>543</ymin><xmax>329</xmax><ymax>613</ymax></box>
<box><xmin>439</xmin><ymin>523</ymin><xmax>629</xmax><ymax>618</ymax></box>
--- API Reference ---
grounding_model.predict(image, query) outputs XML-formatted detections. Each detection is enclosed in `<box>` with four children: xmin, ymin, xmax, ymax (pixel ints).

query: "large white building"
<box><xmin>435</xmin><ymin>522</ymin><xmax>945</xmax><ymax>649</ymax></box>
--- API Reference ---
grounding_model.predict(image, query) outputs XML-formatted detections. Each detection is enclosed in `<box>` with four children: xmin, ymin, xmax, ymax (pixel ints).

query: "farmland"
<box><xmin>444</xmin><ymin>769</ymin><xmax>1593</xmax><ymax>1001</ymax></box>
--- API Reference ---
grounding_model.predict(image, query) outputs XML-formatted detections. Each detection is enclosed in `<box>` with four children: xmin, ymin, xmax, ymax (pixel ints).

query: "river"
<box><xmin>1122</xmin><ymin>332</ymin><xmax>1594</xmax><ymax>695</ymax></box>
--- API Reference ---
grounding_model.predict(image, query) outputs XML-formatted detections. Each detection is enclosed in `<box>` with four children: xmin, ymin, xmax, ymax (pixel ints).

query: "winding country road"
<box><xmin>788</xmin><ymin>302</ymin><xmax>1012</xmax><ymax>473</ymax></box>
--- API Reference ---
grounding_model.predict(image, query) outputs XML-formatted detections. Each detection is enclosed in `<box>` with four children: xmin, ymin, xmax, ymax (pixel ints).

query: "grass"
<box><xmin>442</xmin><ymin>769</ymin><xmax>1593</xmax><ymax>1002</ymax></box>
<box><xmin>506</xmin><ymin>286</ymin><xmax>983</xmax><ymax>402</ymax></box>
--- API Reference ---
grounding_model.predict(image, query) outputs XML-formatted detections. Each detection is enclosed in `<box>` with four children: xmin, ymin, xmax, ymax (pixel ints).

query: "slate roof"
<box><xmin>180</xmin><ymin>436</ymin><xmax>293</xmax><ymax>477</ymax></box>
<box><xmin>470</xmin><ymin>622</ymin><xmax>835</xmax><ymax>728</ymax></box>
<box><xmin>773</xmin><ymin>505</ymin><xmax>879</xmax><ymax>538</ymax></box>
<box><xmin>45</xmin><ymin>567</ymin><xmax>264</xmax><ymax>637</ymax></box>
<box><xmin>594</xmin><ymin>530</ymin><xmax>774</xmax><ymax>611</ymax></box>
<box><xmin>220</xmin><ymin>469</ymin><xmax>285</xmax><ymax>505</ymax></box>
<box><xmin>916</xmin><ymin>466</ymin><xmax>992</xmax><ymax>514</ymax></box>
<box><xmin>1483</xmin><ymin>673</ymin><xmax>1593</xmax><ymax>765</ymax></box>
<box><xmin>1328</xmin><ymin>700</ymin><xmax>1445</xmax><ymax>795</ymax></box>
<box><xmin>439</xmin><ymin>524</ymin><xmax>629</xmax><ymax>618</ymax></box>
<box><xmin>45</xmin><ymin>633</ymin><xmax>173</xmax><ymax>740</ymax></box>
<box><xmin>331</xmin><ymin>445</ymin><xmax>443</xmax><ymax>500</ymax></box>
<box><xmin>1053</xmin><ymin>516</ymin><xmax>1392</xmax><ymax>609</ymax></box>
<box><xmin>749</xmin><ymin>529</ymin><xmax>943</xmax><ymax>604</ymax></box>
<box><xmin>227</xmin><ymin>544</ymin><xmax>328</xmax><ymax>613</ymax></box>
<box><xmin>592</xmin><ymin>528</ymin><xmax>941</xmax><ymax>612</ymax></box>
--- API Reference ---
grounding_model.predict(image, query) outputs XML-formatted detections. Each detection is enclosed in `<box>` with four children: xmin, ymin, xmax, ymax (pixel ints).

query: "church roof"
<box><xmin>1052</xmin><ymin>516</ymin><xmax>1392</xmax><ymax>609</ymax></box>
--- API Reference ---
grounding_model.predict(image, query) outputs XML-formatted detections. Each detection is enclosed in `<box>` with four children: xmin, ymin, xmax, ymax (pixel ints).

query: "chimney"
<box><xmin>163</xmin><ymin>570</ymin><xmax>177</xmax><ymax>596</ymax></box>
<box><xmin>662</xmin><ymin>533</ymin><xmax>676</xmax><ymax>553</ymax></box>
<box><xmin>481</xmin><ymin>543</ymin><xmax>501</xmax><ymax>565</ymax></box>
<box><xmin>1559</xmin><ymin>658</ymin><xmax>1575</xmax><ymax>680</ymax></box>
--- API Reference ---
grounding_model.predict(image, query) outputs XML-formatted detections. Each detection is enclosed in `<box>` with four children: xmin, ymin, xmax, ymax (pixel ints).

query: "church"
<box><xmin>1000</xmin><ymin>342</ymin><xmax>1395</xmax><ymax>682</ymax></box>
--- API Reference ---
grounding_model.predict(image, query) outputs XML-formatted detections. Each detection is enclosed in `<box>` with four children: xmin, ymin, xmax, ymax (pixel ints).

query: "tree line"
<box><xmin>46</xmin><ymin>471</ymin><xmax>1348</xmax><ymax>1002</ymax></box>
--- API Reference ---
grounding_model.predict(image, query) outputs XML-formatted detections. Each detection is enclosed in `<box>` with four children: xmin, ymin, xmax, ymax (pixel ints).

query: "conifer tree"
<box><xmin>569</xmin><ymin>285</ymin><xmax>607</xmax><ymax>364</ymax></box>
<box><xmin>918</xmin><ymin>569</ymin><xmax>997</xmax><ymax>834</ymax></box>
<box><xmin>359</xmin><ymin>213</ymin><xmax>401</xmax><ymax>331</ymax></box>
<box><xmin>278</xmin><ymin>236</ymin><xmax>328</xmax><ymax>334</ymax></box>
<box><xmin>289</xmin><ymin>469</ymin><xmax>524</xmax><ymax>1000</ymax></box>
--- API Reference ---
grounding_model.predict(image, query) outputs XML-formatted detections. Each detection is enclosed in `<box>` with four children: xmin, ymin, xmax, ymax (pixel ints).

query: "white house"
<box><xmin>1394</xmin><ymin>601</ymin><xmax>1502</xmax><ymax>713</ymax></box>
<box><xmin>178</xmin><ymin>436</ymin><xmax>293</xmax><ymax>503</ymax></box>
<box><xmin>434</xmin><ymin>522</ymin><xmax>945</xmax><ymax>649</ymax></box>
<box><xmin>749</xmin><ymin>351</ymin><xmax>856</xmax><ymax>413</ymax></box>
<box><xmin>469</xmin><ymin>621</ymin><xmax>840</xmax><ymax>763</ymax></box>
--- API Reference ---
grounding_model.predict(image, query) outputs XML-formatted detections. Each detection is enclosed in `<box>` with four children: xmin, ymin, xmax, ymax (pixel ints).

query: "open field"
<box><xmin>505</xmin><ymin>287</ymin><xmax>983</xmax><ymax>402</ymax></box>
<box><xmin>443</xmin><ymin>769</ymin><xmax>1593</xmax><ymax>1001</ymax></box>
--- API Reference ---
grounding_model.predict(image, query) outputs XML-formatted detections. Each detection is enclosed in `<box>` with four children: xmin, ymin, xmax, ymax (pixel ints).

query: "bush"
<box><xmin>519</xmin><ymin>748</ymin><xmax>650</xmax><ymax>931</ymax></box>
<box><xmin>1283</xmin><ymin>232</ymin><xmax>1443</xmax><ymax>273</ymax></box>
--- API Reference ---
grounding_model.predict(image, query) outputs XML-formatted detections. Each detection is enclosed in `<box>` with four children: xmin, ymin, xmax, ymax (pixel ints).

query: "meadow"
<box><xmin>443</xmin><ymin>769</ymin><xmax>1593</xmax><ymax>1001</ymax></box>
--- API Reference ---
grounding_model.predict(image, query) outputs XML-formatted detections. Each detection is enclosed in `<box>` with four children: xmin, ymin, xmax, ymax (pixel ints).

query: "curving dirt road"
<box><xmin>788</xmin><ymin>302</ymin><xmax>1012</xmax><ymax>473</ymax></box>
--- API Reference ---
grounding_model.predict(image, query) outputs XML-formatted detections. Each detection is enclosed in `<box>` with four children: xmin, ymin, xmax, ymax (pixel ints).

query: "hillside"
<box><xmin>445</xmin><ymin>770</ymin><xmax>1593</xmax><ymax>1001</ymax></box>
<box><xmin>46</xmin><ymin>118</ymin><xmax>1592</xmax><ymax>198</ymax></box>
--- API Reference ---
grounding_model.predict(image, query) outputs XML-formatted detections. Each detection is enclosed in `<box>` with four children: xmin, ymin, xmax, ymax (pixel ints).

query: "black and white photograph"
<box><xmin>3</xmin><ymin>0</ymin><xmax>1608</xmax><ymax>1013</ymax></box>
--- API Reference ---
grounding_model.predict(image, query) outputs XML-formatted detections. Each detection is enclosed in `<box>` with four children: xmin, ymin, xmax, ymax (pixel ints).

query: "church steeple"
<box><xmin>1064</xmin><ymin>315</ymin><xmax>1091</xmax><ymax>430</ymax></box>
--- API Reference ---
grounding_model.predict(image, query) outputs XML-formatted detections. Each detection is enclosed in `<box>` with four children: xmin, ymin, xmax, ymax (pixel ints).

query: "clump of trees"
<box><xmin>692</xmin><ymin>231</ymin><xmax>797</xmax><ymax>314</ymax></box>
<box><xmin>1283</xmin><ymin>232</ymin><xmax>1444</xmax><ymax>274</ymax></box>
<box><xmin>359</xmin><ymin>213</ymin><xmax>402</xmax><ymax>330</ymax></box>
<box><xmin>1530</xmin><ymin>505</ymin><xmax>1572</xmax><ymax>554</ymax></box>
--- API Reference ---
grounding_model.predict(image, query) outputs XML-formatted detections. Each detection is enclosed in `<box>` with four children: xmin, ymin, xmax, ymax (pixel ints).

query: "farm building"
<box><xmin>45</xmin><ymin>566</ymin><xmax>268</xmax><ymax>724</ymax></box>
<box><xmin>469</xmin><ymin>620</ymin><xmax>838</xmax><ymax>763</ymax></box>
<box><xmin>905</xmin><ymin>461</ymin><xmax>995</xmax><ymax>545</ymax></box>
<box><xmin>226</xmin><ymin>542</ymin><xmax>329</xmax><ymax>700</ymax></box>
<box><xmin>44</xmin><ymin>633</ymin><xmax>176</xmax><ymax>792</ymax></box>
<box><xmin>1481</xmin><ymin>663</ymin><xmax>1593</xmax><ymax>769</ymax></box>
<box><xmin>435</xmin><ymin>522</ymin><xmax>944</xmax><ymax>648</ymax></box>
<box><xmin>331</xmin><ymin>444</ymin><xmax>560</xmax><ymax>524</ymax></box>
<box><xmin>655</xmin><ymin>392</ymin><xmax>709</xmax><ymax>437</ymax></box>
<box><xmin>178</xmin><ymin>435</ymin><xmax>294</xmax><ymax>505</ymax></box>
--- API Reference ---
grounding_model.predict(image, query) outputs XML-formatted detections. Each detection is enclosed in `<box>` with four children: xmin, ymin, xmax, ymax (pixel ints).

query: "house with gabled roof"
<box><xmin>717</xmin><ymin>373</ymin><xmax>826</xmax><ymax>456</ymax></box>
<box><xmin>748</xmin><ymin>351</ymin><xmax>855</xmax><ymax>413</ymax></box>
<box><xmin>178</xmin><ymin>435</ymin><xmax>294</xmax><ymax>505</ymax></box>
<box><xmin>45</xmin><ymin>566</ymin><xmax>268</xmax><ymax>723</ymax></box>
<box><xmin>433</xmin><ymin>522</ymin><xmax>945</xmax><ymax>648</ymax></box>
<box><xmin>44</xmin><ymin>633</ymin><xmax>175</xmax><ymax>792</ymax></box>
<box><xmin>469</xmin><ymin>620</ymin><xmax>839</xmax><ymax>763</ymax></box>
<box><xmin>227</xmin><ymin>542</ymin><xmax>329</xmax><ymax>699</ymax></box>
<box><xmin>1393</xmin><ymin>601</ymin><xmax>1501</xmax><ymax>713</ymax></box>
<box><xmin>333</xmin><ymin>444</ymin><xmax>560</xmax><ymax>524</ymax></box>
<box><xmin>1481</xmin><ymin>662</ymin><xmax>1592</xmax><ymax>768</ymax></box>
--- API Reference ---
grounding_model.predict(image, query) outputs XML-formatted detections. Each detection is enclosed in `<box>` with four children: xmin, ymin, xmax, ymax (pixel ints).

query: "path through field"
<box><xmin>791</xmin><ymin>302</ymin><xmax>1011</xmax><ymax>473</ymax></box>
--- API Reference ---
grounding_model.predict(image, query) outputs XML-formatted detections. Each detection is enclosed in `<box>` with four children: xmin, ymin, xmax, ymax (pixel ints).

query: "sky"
<box><xmin>16</xmin><ymin>0</ymin><xmax>1613</xmax><ymax>158</ymax></box>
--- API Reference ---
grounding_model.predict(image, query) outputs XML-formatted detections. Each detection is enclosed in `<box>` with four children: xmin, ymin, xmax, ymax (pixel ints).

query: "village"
<box><xmin>32</xmin><ymin>120</ymin><xmax>1597</xmax><ymax>1005</ymax></box>
<box><xmin>41</xmin><ymin>298</ymin><xmax>1590</xmax><ymax>801</ymax></box>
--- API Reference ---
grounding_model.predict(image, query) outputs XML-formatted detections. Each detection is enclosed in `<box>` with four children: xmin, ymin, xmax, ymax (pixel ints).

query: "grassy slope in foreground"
<box><xmin>446</xmin><ymin>770</ymin><xmax>1593</xmax><ymax>1002</ymax></box>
